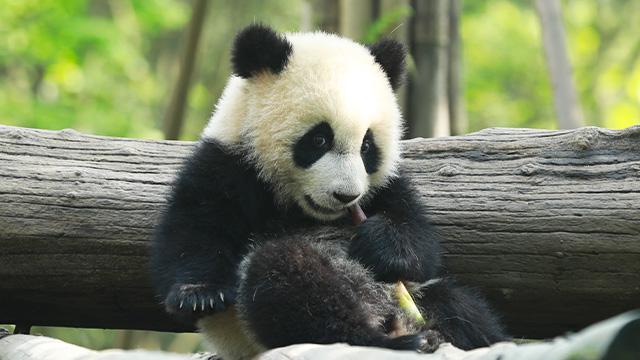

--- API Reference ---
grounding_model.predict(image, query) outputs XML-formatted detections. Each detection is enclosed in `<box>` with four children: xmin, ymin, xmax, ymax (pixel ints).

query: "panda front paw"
<box><xmin>381</xmin><ymin>329</ymin><xmax>444</xmax><ymax>353</ymax></box>
<box><xmin>164</xmin><ymin>283</ymin><xmax>236</xmax><ymax>319</ymax></box>
<box><xmin>417</xmin><ymin>329</ymin><xmax>445</xmax><ymax>353</ymax></box>
<box><xmin>348</xmin><ymin>213</ymin><xmax>437</xmax><ymax>283</ymax></box>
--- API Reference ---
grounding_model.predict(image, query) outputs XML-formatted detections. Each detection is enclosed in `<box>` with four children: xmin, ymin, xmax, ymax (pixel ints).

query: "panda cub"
<box><xmin>150</xmin><ymin>24</ymin><xmax>506</xmax><ymax>359</ymax></box>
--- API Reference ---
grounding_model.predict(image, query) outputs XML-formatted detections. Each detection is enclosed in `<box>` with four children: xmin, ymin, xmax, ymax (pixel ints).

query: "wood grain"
<box><xmin>1</xmin><ymin>124</ymin><xmax>638</xmax><ymax>338</ymax></box>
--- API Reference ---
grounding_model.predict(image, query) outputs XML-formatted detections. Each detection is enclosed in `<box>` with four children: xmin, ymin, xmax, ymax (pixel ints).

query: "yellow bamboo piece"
<box><xmin>395</xmin><ymin>281</ymin><xmax>426</xmax><ymax>324</ymax></box>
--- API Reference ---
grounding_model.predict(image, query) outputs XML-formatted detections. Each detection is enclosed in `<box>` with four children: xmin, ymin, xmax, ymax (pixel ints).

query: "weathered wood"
<box><xmin>1</xmin><ymin>124</ymin><xmax>639</xmax><ymax>339</ymax></box>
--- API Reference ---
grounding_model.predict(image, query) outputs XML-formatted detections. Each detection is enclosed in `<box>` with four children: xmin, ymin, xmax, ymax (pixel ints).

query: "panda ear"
<box><xmin>366</xmin><ymin>38</ymin><xmax>407</xmax><ymax>92</ymax></box>
<box><xmin>231</xmin><ymin>24</ymin><xmax>293</xmax><ymax>79</ymax></box>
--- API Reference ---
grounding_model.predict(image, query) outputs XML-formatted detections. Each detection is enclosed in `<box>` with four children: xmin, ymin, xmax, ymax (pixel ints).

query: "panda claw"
<box><xmin>166</xmin><ymin>283</ymin><xmax>236</xmax><ymax>316</ymax></box>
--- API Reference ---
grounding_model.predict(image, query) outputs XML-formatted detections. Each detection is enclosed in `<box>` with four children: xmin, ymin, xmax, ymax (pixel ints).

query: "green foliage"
<box><xmin>0</xmin><ymin>0</ymin><xmax>304</xmax><ymax>140</ymax></box>
<box><xmin>1</xmin><ymin>0</ymin><xmax>637</xmax><ymax>141</ymax></box>
<box><xmin>176</xmin><ymin>1</ymin><xmax>303</xmax><ymax>140</ymax></box>
<box><xmin>0</xmin><ymin>0</ymin><xmax>190</xmax><ymax>139</ymax></box>
<box><xmin>462</xmin><ymin>1</ymin><xmax>556</xmax><ymax>131</ymax></box>
<box><xmin>1</xmin><ymin>0</ymin><xmax>638</xmax><ymax>354</ymax></box>
<box><xmin>362</xmin><ymin>5</ymin><xmax>413</xmax><ymax>44</ymax></box>
<box><xmin>462</xmin><ymin>0</ymin><xmax>640</xmax><ymax>131</ymax></box>
<box><xmin>564</xmin><ymin>0</ymin><xmax>640</xmax><ymax>129</ymax></box>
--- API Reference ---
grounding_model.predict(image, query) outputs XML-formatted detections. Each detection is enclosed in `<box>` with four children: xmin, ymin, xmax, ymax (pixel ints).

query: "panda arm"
<box><xmin>348</xmin><ymin>174</ymin><xmax>441</xmax><ymax>283</ymax></box>
<box><xmin>150</xmin><ymin>140</ymin><xmax>273</xmax><ymax>319</ymax></box>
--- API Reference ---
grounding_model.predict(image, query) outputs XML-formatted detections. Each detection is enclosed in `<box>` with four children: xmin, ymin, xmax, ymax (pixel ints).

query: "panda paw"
<box><xmin>164</xmin><ymin>283</ymin><xmax>236</xmax><ymax>319</ymax></box>
<box><xmin>417</xmin><ymin>329</ymin><xmax>445</xmax><ymax>353</ymax></box>
<box><xmin>348</xmin><ymin>213</ymin><xmax>437</xmax><ymax>283</ymax></box>
<box><xmin>348</xmin><ymin>213</ymin><xmax>414</xmax><ymax>282</ymax></box>
<box><xmin>381</xmin><ymin>329</ymin><xmax>444</xmax><ymax>353</ymax></box>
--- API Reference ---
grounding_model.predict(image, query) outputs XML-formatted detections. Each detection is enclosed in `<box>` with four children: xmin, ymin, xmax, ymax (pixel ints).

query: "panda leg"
<box><xmin>412</xmin><ymin>278</ymin><xmax>509</xmax><ymax>350</ymax></box>
<box><xmin>237</xmin><ymin>239</ymin><xmax>431</xmax><ymax>352</ymax></box>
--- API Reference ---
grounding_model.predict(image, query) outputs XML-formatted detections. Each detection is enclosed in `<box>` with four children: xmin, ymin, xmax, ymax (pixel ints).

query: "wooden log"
<box><xmin>0</xmin><ymin>124</ymin><xmax>639</xmax><ymax>339</ymax></box>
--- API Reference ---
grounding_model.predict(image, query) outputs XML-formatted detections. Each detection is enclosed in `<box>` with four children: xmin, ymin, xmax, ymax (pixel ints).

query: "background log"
<box><xmin>0</xmin><ymin>124</ymin><xmax>638</xmax><ymax>339</ymax></box>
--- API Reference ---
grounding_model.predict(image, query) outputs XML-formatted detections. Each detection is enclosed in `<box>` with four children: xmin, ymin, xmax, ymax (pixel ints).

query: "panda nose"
<box><xmin>333</xmin><ymin>192</ymin><xmax>360</xmax><ymax>204</ymax></box>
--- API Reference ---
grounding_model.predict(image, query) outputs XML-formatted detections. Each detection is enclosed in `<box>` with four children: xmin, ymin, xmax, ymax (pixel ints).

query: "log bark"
<box><xmin>0</xmin><ymin>124</ymin><xmax>639</xmax><ymax>339</ymax></box>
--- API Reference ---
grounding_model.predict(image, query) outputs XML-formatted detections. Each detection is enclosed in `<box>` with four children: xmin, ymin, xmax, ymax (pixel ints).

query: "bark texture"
<box><xmin>1</xmin><ymin>124</ymin><xmax>639</xmax><ymax>339</ymax></box>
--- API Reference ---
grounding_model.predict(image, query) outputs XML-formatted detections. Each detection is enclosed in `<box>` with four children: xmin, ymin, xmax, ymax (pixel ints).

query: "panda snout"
<box><xmin>333</xmin><ymin>192</ymin><xmax>360</xmax><ymax>204</ymax></box>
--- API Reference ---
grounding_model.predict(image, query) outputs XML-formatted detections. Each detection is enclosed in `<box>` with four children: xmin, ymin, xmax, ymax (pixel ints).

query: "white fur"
<box><xmin>202</xmin><ymin>31</ymin><xmax>403</xmax><ymax>221</ymax></box>
<box><xmin>197</xmin><ymin>307</ymin><xmax>266</xmax><ymax>360</ymax></box>
<box><xmin>197</xmin><ymin>30</ymin><xmax>406</xmax><ymax>360</ymax></box>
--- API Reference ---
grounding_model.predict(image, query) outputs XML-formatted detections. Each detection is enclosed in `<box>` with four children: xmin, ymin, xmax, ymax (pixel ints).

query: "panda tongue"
<box><xmin>348</xmin><ymin>204</ymin><xmax>367</xmax><ymax>227</ymax></box>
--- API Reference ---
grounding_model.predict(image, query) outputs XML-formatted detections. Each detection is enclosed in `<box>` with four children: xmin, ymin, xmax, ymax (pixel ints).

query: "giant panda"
<box><xmin>150</xmin><ymin>24</ymin><xmax>507</xmax><ymax>360</ymax></box>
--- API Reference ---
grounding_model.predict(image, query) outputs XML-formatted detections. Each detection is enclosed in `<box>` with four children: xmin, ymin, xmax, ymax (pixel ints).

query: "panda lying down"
<box><xmin>150</xmin><ymin>24</ymin><xmax>507</xmax><ymax>360</ymax></box>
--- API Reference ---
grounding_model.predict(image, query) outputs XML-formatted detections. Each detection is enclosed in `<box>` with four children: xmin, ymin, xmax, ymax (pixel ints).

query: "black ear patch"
<box><xmin>231</xmin><ymin>24</ymin><xmax>293</xmax><ymax>78</ymax></box>
<box><xmin>366</xmin><ymin>38</ymin><xmax>407</xmax><ymax>92</ymax></box>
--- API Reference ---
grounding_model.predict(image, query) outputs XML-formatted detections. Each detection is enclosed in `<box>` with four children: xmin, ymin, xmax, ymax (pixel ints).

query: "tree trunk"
<box><xmin>1</xmin><ymin>124</ymin><xmax>639</xmax><ymax>339</ymax></box>
<box><xmin>308</xmin><ymin>0</ymin><xmax>339</xmax><ymax>34</ymax></box>
<box><xmin>162</xmin><ymin>0</ymin><xmax>208</xmax><ymax>140</ymax></box>
<box><xmin>447</xmin><ymin>0</ymin><xmax>466</xmax><ymax>136</ymax></box>
<box><xmin>408</xmin><ymin>0</ymin><xmax>451</xmax><ymax>138</ymax></box>
<box><xmin>338</xmin><ymin>0</ymin><xmax>374</xmax><ymax>41</ymax></box>
<box><xmin>534</xmin><ymin>0</ymin><xmax>585</xmax><ymax>129</ymax></box>
<box><xmin>379</xmin><ymin>0</ymin><xmax>411</xmax><ymax>121</ymax></box>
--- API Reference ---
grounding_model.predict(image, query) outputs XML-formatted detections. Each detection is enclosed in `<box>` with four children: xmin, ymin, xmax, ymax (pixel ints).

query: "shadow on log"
<box><xmin>0</xmin><ymin>124</ymin><xmax>639</xmax><ymax>339</ymax></box>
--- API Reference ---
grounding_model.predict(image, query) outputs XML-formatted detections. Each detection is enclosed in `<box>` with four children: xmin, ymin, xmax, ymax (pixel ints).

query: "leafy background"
<box><xmin>1</xmin><ymin>0</ymin><xmax>639</xmax><ymax>353</ymax></box>
<box><xmin>1</xmin><ymin>0</ymin><xmax>638</xmax><ymax>143</ymax></box>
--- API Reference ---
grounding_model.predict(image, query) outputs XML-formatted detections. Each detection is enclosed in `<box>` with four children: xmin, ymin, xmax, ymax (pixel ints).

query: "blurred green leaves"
<box><xmin>463</xmin><ymin>1</ymin><xmax>555</xmax><ymax>131</ymax></box>
<box><xmin>0</xmin><ymin>0</ymin><xmax>637</xmax><ymax>141</ymax></box>
<box><xmin>462</xmin><ymin>0</ymin><xmax>640</xmax><ymax>132</ymax></box>
<box><xmin>0</xmin><ymin>0</ymin><xmax>188</xmax><ymax>139</ymax></box>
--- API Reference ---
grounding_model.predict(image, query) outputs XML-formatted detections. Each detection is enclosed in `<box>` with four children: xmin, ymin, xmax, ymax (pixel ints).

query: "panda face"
<box><xmin>293</xmin><ymin>123</ymin><xmax>379</xmax><ymax>174</ymax></box>
<box><xmin>290</xmin><ymin>121</ymin><xmax>381</xmax><ymax>219</ymax></box>
<box><xmin>203</xmin><ymin>26</ymin><xmax>406</xmax><ymax>221</ymax></box>
<box><xmin>243</xmin><ymin>53</ymin><xmax>401</xmax><ymax>220</ymax></box>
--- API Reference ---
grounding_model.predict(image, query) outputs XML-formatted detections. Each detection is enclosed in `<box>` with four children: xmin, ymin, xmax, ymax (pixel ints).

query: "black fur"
<box><xmin>414</xmin><ymin>278</ymin><xmax>507</xmax><ymax>350</ymax></box>
<box><xmin>150</xmin><ymin>139</ymin><xmax>508</xmax><ymax>351</ymax></box>
<box><xmin>351</xmin><ymin>175</ymin><xmax>441</xmax><ymax>283</ymax></box>
<box><xmin>361</xmin><ymin>129</ymin><xmax>381</xmax><ymax>174</ymax></box>
<box><xmin>293</xmin><ymin>122</ymin><xmax>334</xmax><ymax>169</ymax></box>
<box><xmin>238</xmin><ymin>239</ymin><xmax>420</xmax><ymax>350</ymax></box>
<box><xmin>366</xmin><ymin>38</ymin><xmax>407</xmax><ymax>92</ymax></box>
<box><xmin>150</xmin><ymin>24</ymin><xmax>507</xmax><ymax>355</ymax></box>
<box><xmin>231</xmin><ymin>23</ymin><xmax>293</xmax><ymax>78</ymax></box>
<box><xmin>150</xmin><ymin>139</ymin><xmax>277</xmax><ymax>322</ymax></box>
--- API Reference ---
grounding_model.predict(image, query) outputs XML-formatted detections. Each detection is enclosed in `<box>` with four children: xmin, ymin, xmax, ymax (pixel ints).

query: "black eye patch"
<box><xmin>362</xmin><ymin>129</ymin><xmax>380</xmax><ymax>174</ymax></box>
<box><xmin>293</xmin><ymin>122</ymin><xmax>334</xmax><ymax>168</ymax></box>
